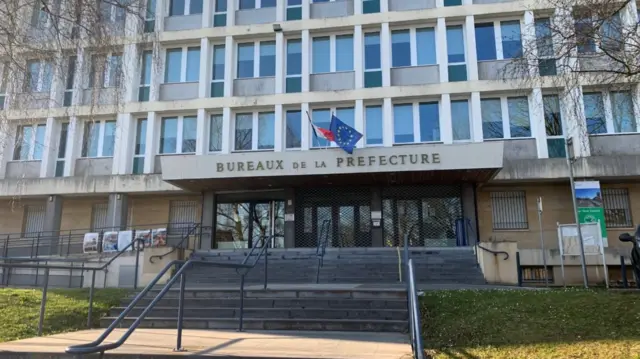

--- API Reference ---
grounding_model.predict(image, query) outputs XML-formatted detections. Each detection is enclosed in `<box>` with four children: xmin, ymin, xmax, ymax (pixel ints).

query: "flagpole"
<box><xmin>306</xmin><ymin>111</ymin><xmax>318</xmax><ymax>149</ymax></box>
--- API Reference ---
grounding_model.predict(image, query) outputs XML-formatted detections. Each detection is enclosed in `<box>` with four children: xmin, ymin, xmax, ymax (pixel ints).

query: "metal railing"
<box><xmin>149</xmin><ymin>224</ymin><xmax>202</xmax><ymax>264</ymax></box>
<box><xmin>476</xmin><ymin>244</ymin><xmax>510</xmax><ymax>260</ymax></box>
<box><xmin>406</xmin><ymin>258</ymin><xmax>425</xmax><ymax>359</ymax></box>
<box><xmin>315</xmin><ymin>219</ymin><xmax>330</xmax><ymax>284</ymax></box>
<box><xmin>65</xmin><ymin>236</ymin><xmax>273</xmax><ymax>355</ymax></box>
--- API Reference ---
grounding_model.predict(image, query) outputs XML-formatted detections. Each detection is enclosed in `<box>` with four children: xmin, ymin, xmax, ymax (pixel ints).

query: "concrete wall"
<box><xmin>5</xmin><ymin>161</ymin><xmax>41</xmax><ymax>179</ymax></box>
<box><xmin>589</xmin><ymin>134</ymin><xmax>640</xmax><ymax>156</ymax></box>
<box><xmin>164</xmin><ymin>14</ymin><xmax>203</xmax><ymax>31</ymax></box>
<box><xmin>390</xmin><ymin>66</ymin><xmax>439</xmax><ymax>87</ymax></box>
<box><xmin>75</xmin><ymin>158</ymin><xmax>113</xmax><ymax>177</ymax></box>
<box><xmin>60</xmin><ymin>197</ymin><xmax>109</xmax><ymax>231</ymax></box>
<box><xmin>0</xmin><ymin>198</ymin><xmax>46</xmax><ymax>234</ymax></box>
<box><xmin>159</xmin><ymin>82</ymin><xmax>199</xmax><ymax>101</ymax></box>
<box><xmin>476</xmin><ymin>241</ymin><xmax>518</xmax><ymax>285</ymax></box>
<box><xmin>128</xmin><ymin>194</ymin><xmax>202</xmax><ymax>227</ymax></box>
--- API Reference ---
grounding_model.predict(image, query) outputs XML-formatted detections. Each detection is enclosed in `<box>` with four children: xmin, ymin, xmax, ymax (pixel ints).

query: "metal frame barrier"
<box><xmin>65</xmin><ymin>236</ymin><xmax>272</xmax><ymax>356</ymax></box>
<box><xmin>315</xmin><ymin>219</ymin><xmax>330</xmax><ymax>284</ymax></box>
<box><xmin>406</xmin><ymin>258</ymin><xmax>425</xmax><ymax>359</ymax></box>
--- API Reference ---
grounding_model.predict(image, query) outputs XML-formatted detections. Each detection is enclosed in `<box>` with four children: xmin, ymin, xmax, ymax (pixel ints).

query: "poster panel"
<box><xmin>83</xmin><ymin>233</ymin><xmax>100</xmax><ymax>254</ymax></box>
<box><xmin>575</xmin><ymin>181</ymin><xmax>608</xmax><ymax>246</ymax></box>
<box><xmin>102</xmin><ymin>231</ymin><xmax>119</xmax><ymax>252</ymax></box>
<box><xmin>135</xmin><ymin>230</ymin><xmax>152</xmax><ymax>247</ymax></box>
<box><xmin>152</xmin><ymin>228</ymin><xmax>167</xmax><ymax>247</ymax></box>
<box><xmin>117</xmin><ymin>230</ymin><xmax>133</xmax><ymax>252</ymax></box>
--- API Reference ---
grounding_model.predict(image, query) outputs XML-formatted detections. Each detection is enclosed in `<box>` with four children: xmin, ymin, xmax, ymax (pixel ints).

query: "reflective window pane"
<box><xmin>543</xmin><ymin>95</ymin><xmax>562</xmax><ymax>136</ymax></box>
<box><xmin>27</xmin><ymin>61</ymin><xmax>40</xmax><ymax>92</ymax></box>
<box><xmin>259</xmin><ymin>41</ymin><xmax>276</xmax><ymax>77</ymax></box>
<box><xmin>311</xmin><ymin>109</ymin><xmax>330</xmax><ymax>147</ymax></box>
<box><xmin>189</xmin><ymin>0</ymin><xmax>203</xmax><ymax>13</ymax></box>
<box><xmin>170</xmin><ymin>0</ymin><xmax>185</xmax><ymax>15</ymax></box>
<box><xmin>475</xmin><ymin>23</ymin><xmax>497</xmax><ymax>61</ymax></box>
<box><xmin>451</xmin><ymin>100</ymin><xmax>471</xmax><ymax>140</ymax></box>
<box><xmin>481</xmin><ymin>98</ymin><xmax>503</xmax><ymax>139</ymax></box>
<box><xmin>446</xmin><ymin>26</ymin><xmax>465</xmax><ymax>63</ymax></box>
<box><xmin>186</xmin><ymin>47</ymin><xmax>200</xmax><ymax>82</ymax></box>
<box><xmin>611</xmin><ymin>91</ymin><xmax>636</xmax><ymax>133</ymax></box>
<box><xmin>508</xmin><ymin>97</ymin><xmax>531</xmax><ymax>137</ymax></box>
<box><xmin>391</xmin><ymin>30</ymin><xmax>411</xmax><ymax>67</ymax></box>
<box><xmin>235</xmin><ymin>114</ymin><xmax>253</xmax><ymax>150</ymax></box>
<box><xmin>393</xmin><ymin>104</ymin><xmax>413</xmax><ymax>143</ymax></box>
<box><xmin>239</xmin><ymin>0</ymin><xmax>255</xmax><ymax>9</ymax></box>
<box><xmin>212</xmin><ymin>45</ymin><xmax>225</xmax><ymax>80</ymax></box>
<box><xmin>287</xmin><ymin>39</ymin><xmax>302</xmax><ymax>75</ymax></box>
<box><xmin>85</xmin><ymin>122</ymin><xmax>100</xmax><ymax>157</ymax></box>
<box><xmin>209</xmin><ymin>114</ymin><xmax>222</xmax><ymax>151</ymax></box>
<box><xmin>364</xmin><ymin>33</ymin><xmax>381</xmax><ymax>70</ymax></box>
<box><xmin>160</xmin><ymin>117</ymin><xmax>178</xmax><ymax>154</ymax></box>
<box><xmin>583</xmin><ymin>93</ymin><xmax>606</xmax><ymax>134</ymax></box>
<box><xmin>419</xmin><ymin>102</ymin><xmax>440</xmax><ymax>142</ymax></box>
<box><xmin>18</xmin><ymin>126</ymin><xmax>33</xmax><ymax>160</ymax></box>
<box><xmin>365</xmin><ymin>105</ymin><xmax>383</xmax><ymax>145</ymax></box>
<box><xmin>336</xmin><ymin>107</ymin><xmax>355</xmax><ymax>127</ymax></box>
<box><xmin>165</xmin><ymin>49</ymin><xmax>182</xmax><ymax>82</ymax></box>
<box><xmin>286</xmin><ymin>110</ymin><xmax>302</xmax><ymax>149</ymax></box>
<box><xmin>141</xmin><ymin>51</ymin><xmax>152</xmax><ymax>85</ymax></box>
<box><xmin>258</xmin><ymin>112</ymin><xmax>275</xmax><ymax>149</ymax></box>
<box><xmin>416</xmin><ymin>28</ymin><xmax>436</xmax><ymax>65</ymax></box>
<box><xmin>336</xmin><ymin>35</ymin><xmax>354</xmax><ymax>71</ymax></box>
<box><xmin>237</xmin><ymin>43</ymin><xmax>254</xmax><ymax>78</ymax></box>
<box><xmin>33</xmin><ymin>125</ymin><xmax>46</xmax><ymax>160</ymax></box>
<box><xmin>182</xmin><ymin>116</ymin><xmax>197</xmax><ymax>153</ymax></box>
<box><xmin>501</xmin><ymin>21</ymin><xmax>522</xmax><ymax>59</ymax></box>
<box><xmin>312</xmin><ymin>37</ymin><xmax>330</xmax><ymax>73</ymax></box>
<box><xmin>102</xmin><ymin>121</ymin><xmax>116</xmax><ymax>156</ymax></box>
<box><xmin>135</xmin><ymin>118</ymin><xmax>147</xmax><ymax>155</ymax></box>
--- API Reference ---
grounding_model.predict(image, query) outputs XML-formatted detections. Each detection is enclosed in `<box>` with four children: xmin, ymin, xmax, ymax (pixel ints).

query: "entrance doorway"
<box><xmin>298</xmin><ymin>203</ymin><xmax>372</xmax><ymax>248</ymax></box>
<box><xmin>215</xmin><ymin>200</ymin><xmax>285</xmax><ymax>249</ymax></box>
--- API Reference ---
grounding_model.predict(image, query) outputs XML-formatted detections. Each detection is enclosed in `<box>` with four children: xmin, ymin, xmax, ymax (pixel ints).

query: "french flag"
<box><xmin>306</xmin><ymin>111</ymin><xmax>335</xmax><ymax>142</ymax></box>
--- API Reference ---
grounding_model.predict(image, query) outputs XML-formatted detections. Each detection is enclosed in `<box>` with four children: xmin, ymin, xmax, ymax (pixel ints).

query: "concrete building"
<box><xmin>0</xmin><ymin>0</ymin><xmax>639</xmax><ymax>287</ymax></box>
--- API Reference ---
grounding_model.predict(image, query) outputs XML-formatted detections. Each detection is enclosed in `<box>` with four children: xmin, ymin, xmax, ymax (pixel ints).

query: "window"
<box><xmin>543</xmin><ymin>95</ymin><xmax>565</xmax><ymax>158</ymax></box>
<box><xmin>91</xmin><ymin>203</ymin><xmax>108</xmax><ymax>231</ymax></box>
<box><xmin>610</xmin><ymin>91</ymin><xmax>636</xmax><ymax>133</ymax></box>
<box><xmin>602</xmin><ymin>188</ymin><xmax>632</xmax><ymax>228</ymax></box>
<box><xmin>535</xmin><ymin>18</ymin><xmax>556</xmax><ymax>76</ymax></box>
<box><xmin>23</xmin><ymin>205</ymin><xmax>45</xmax><ymax>236</ymax></box>
<box><xmin>451</xmin><ymin>100</ymin><xmax>470</xmax><ymax>140</ymax></box>
<box><xmin>286</xmin><ymin>110</ymin><xmax>302</xmax><ymax>149</ymax></box>
<box><xmin>446</xmin><ymin>26</ymin><xmax>466</xmax><ymax>82</ymax></box>
<box><xmin>365</xmin><ymin>105</ymin><xmax>383</xmax><ymax>145</ymax></box>
<box><xmin>214</xmin><ymin>0</ymin><xmax>227</xmax><ymax>26</ymax></box>
<box><xmin>583</xmin><ymin>92</ymin><xmax>606</xmax><ymax>134</ymax></box>
<box><xmin>55</xmin><ymin>122</ymin><xmax>68</xmax><ymax>177</ymax></box>
<box><xmin>475</xmin><ymin>21</ymin><xmax>522</xmax><ymax>61</ymax></box>
<box><xmin>392</xmin><ymin>102</ymin><xmax>440</xmax><ymax>144</ymax></box>
<box><xmin>99</xmin><ymin>0</ymin><xmax>125</xmax><ymax>23</ymax></box>
<box><xmin>363</xmin><ymin>0</ymin><xmax>380</xmax><ymax>14</ymax></box>
<box><xmin>311</xmin><ymin>107</ymin><xmax>354</xmax><ymax>147</ymax></box>
<box><xmin>211</xmin><ymin>45</ymin><xmax>225</xmax><ymax>97</ymax></box>
<box><xmin>286</xmin><ymin>0</ymin><xmax>302</xmax><ymax>20</ymax></box>
<box><xmin>25</xmin><ymin>60</ymin><xmax>53</xmax><ymax>92</ymax></box>
<box><xmin>286</xmin><ymin>39</ymin><xmax>302</xmax><ymax>93</ymax></box>
<box><xmin>481</xmin><ymin>97</ymin><xmax>531</xmax><ymax>139</ymax></box>
<box><xmin>444</xmin><ymin>0</ymin><xmax>461</xmax><ymax>6</ymax></box>
<box><xmin>89</xmin><ymin>53</ymin><xmax>122</xmax><ymax>88</ymax></box>
<box><xmin>490</xmin><ymin>191</ymin><xmax>528</xmax><ymax>230</ymax></box>
<box><xmin>364</xmin><ymin>32</ymin><xmax>382</xmax><ymax>88</ymax></box>
<box><xmin>239</xmin><ymin>0</ymin><xmax>276</xmax><ymax>10</ymax></box>
<box><xmin>522</xmin><ymin>267</ymin><xmax>553</xmax><ymax>283</ymax></box>
<box><xmin>31</xmin><ymin>0</ymin><xmax>50</xmax><ymax>29</ymax></box>
<box><xmin>575</xmin><ymin>13</ymin><xmax>623</xmax><ymax>53</ymax></box>
<box><xmin>139</xmin><ymin>51</ymin><xmax>152</xmax><ymax>101</ymax></box>
<box><xmin>14</xmin><ymin>124</ymin><xmax>46</xmax><ymax>161</ymax></box>
<box><xmin>62</xmin><ymin>57</ymin><xmax>76</xmax><ymax>106</ymax></box>
<box><xmin>312</xmin><ymin>35</ymin><xmax>353</xmax><ymax>73</ymax></box>
<box><xmin>165</xmin><ymin>47</ymin><xmax>200</xmax><ymax>83</ymax></box>
<box><xmin>133</xmin><ymin>118</ymin><xmax>147</xmax><ymax>174</ymax></box>
<box><xmin>144</xmin><ymin>0</ymin><xmax>156</xmax><ymax>31</ymax></box>
<box><xmin>234</xmin><ymin>112</ymin><xmax>275</xmax><ymax>151</ymax></box>
<box><xmin>237</xmin><ymin>41</ymin><xmax>275</xmax><ymax>78</ymax></box>
<box><xmin>168</xmin><ymin>200</ymin><xmax>198</xmax><ymax>234</ymax></box>
<box><xmin>475</xmin><ymin>23</ymin><xmax>496</xmax><ymax>61</ymax></box>
<box><xmin>0</xmin><ymin>63</ymin><xmax>8</xmax><ymax>109</ymax></box>
<box><xmin>391</xmin><ymin>28</ymin><xmax>436</xmax><ymax>67</ymax></box>
<box><xmin>160</xmin><ymin>116</ymin><xmax>197</xmax><ymax>154</ymax></box>
<box><xmin>169</xmin><ymin>0</ymin><xmax>203</xmax><ymax>15</ymax></box>
<box><xmin>82</xmin><ymin>120</ymin><xmax>116</xmax><ymax>157</ymax></box>
<box><xmin>209</xmin><ymin>114</ymin><xmax>222</xmax><ymax>152</ymax></box>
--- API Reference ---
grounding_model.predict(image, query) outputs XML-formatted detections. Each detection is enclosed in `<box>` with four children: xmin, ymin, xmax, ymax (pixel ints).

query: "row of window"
<box><xmin>490</xmin><ymin>188</ymin><xmax>633</xmax><ymax>230</ymax></box>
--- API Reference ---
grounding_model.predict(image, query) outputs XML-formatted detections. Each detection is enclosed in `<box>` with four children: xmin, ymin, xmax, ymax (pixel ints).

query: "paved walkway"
<box><xmin>0</xmin><ymin>329</ymin><xmax>412</xmax><ymax>359</ymax></box>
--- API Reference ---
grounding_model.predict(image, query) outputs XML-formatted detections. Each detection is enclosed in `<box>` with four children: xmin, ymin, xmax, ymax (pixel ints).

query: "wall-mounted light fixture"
<box><xmin>273</xmin><ymin>23</ymin><xmax>282</xmax><ymax>32</ymax></box>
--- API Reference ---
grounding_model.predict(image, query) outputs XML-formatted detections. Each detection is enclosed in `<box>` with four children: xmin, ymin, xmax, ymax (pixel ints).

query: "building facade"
<box><xmin>0</xmin><ymin>0</ymin><xmax>639</xmax><ymax>285</ymax></box>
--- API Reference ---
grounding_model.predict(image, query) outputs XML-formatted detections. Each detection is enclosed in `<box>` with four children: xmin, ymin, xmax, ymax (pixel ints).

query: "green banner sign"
<box><xmin>575</xmin><ymin>181</ymin><xmax>608</xmax><ymax>246</ymax></box>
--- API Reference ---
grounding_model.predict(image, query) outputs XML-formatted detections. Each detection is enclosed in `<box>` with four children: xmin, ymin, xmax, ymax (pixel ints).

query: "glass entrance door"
<box><xmin>216</xmin><ymin>200</ymin><xmax>285</xmax><ymax>249</ymax></box>
<box><xmin>301</xmin><ymin>203</ymin><xmax>372</xmax><ymax>248</ymax></box>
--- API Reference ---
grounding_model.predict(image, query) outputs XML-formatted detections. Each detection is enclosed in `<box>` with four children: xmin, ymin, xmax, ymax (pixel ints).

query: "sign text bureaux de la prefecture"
<box><xmin>215</xmin><ymin>153</ymin><xmax>441</xmax><ymax>173</ymax></box>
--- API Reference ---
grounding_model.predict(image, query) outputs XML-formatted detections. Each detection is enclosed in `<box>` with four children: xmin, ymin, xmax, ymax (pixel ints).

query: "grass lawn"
<box><xmin>0</xmin><ymin>288</ymin><xmax>128</xmax><ymax>342</ymax></box>
<box><xmin>421</xmin><ymin>289</ymin><xmax>640</xmax><ymax>359</ymax></box>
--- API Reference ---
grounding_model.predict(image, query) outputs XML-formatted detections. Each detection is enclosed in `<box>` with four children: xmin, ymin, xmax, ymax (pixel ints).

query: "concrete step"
<box><xmin>131</xmin><ymin>289</ymin><xmax>407</xmax><ymax>300</ymax></box>
<box><xmin>101</xmin><ymin>317</ymin><xmax>409</xmax><ymax>332</ymax></box>
<box><xmin>108</xmin><ymin>307</ymin><xmax>408</xmax><ymax>320</ymax></box>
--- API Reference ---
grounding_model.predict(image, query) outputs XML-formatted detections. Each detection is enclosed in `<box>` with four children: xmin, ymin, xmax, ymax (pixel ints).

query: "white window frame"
<box><xmin>236</xmin><ymin>40</ymin><xmax>274</xmax><ymax>79</ymax></box>
<box><xmin>450</xmin><ymin>96</ymin><xmax>472</xmax><ymax>142</ymax></box>
<box><xmin>159</xmin><ymin>114</ymin><xmax>198</xmax><ymax>154</ymax></box>
<box><xmin>309</xmin><ymin>105</ymin><xmax>355</xmax><ymax>148</ymax></box>
<box><xmin>392</xmin><ymin>101</ymin><xmax>441</xmax><ymax>145</ymax></box>
<box><xmin>214</xmin><ymin>0</ymin><xmax>227</xmax><ymax>16</ymax></box>
<box><xmin>541</xmin><ymin>93</ymin><xmax>564</xmax><ymax>144</ymax></box>
<box><xmin>474</xmin><ymin>18</ymin><xmax>523</xmax><ymax>61</ymax></box>
<box><xmin>31</xmin><ymin>0</ymin><xmax>60</xmax><ymax>29</ymax></box>
<box><xmin>480</xmin><ymin>96</ymin><xmax>533</xmax><ymax>140</ymax></box>
<box><xmin>139</xmin><ymin>50</ymin><xmax>153</xmax><ymax>87</ymax></box>
<box><xmin>209</xmin><ymin>113</ymin><xmax>223</xmax><ymax>153</ymax></box>
<box><xmin>133</xmin><ymin>118</ymin><xmax>147</xmax><ymax>171</ymax></box>
<box><xmin>99</xmin><ymin>0</ymin><xmax>125</xmax><ymax>22</ymax></box>
<box><xmin>311</xmin><ymin>32</ymin><xmax>354</xmax><ymax>74</ymax></box>
<box><xmin>238</xmin><ymin>0</ymin><xmax>273</xmax><ymax>10</ymax></box>
<box><xmin>167</xmin><ymin>0</ymin><xmax>200</xmax><ymax>16</ymax></box>
<box><xmin>575</xmin><ymin>12</ymin><xmax>623</xmax><ymax>54</ymax></box>
<box><xmin>0</xmin><ymin>63</ymin><xmax>8</xmax><ymax>95</ymax></box>
<box><xmin>25</xmin><ymin>59</ymin><xmax>53</xmax><ymax>93</ymax></box>
<box><xmin>285</xmin><ymin>38</ymin><xmax>302</xmax><ymax>81</ymax></box>
<box><xmin>14</xmin><ymin>123</ymin><xmax>46</xmax><ymax>161</ymax></box>
<box><xmin>364</xmin><ymin>31</ymin><xmax>381</xmax><ymax>73</ymax></box>
<box><xmin>284</xmin><ymin>107</ymin><xmax>302</xmax><ymax>150</ymax></box>
<box><xmin>582</xmin><ymin>88</ymin><xmax>638</xmax><ymax>134</ymax></box>
<box><xmin>286</xmin><ymin>0</ymin><xmax>302</xmax><ymax>11</ymax></box>
<box><xmin>389</xmin><ymin>26</ymin><xmax>437</xmax><ymax>68</ymax></box>
<box><xmin>82</xmin><ymin>119</ymin><xmax>116</xmax><ymax>158</ymax></box>
<box><xmin>364</xmin><ymin>102</ymin><xmax>384</xmax><ymax>147</ymax></box>
<box><xmin>446</xmin><ymin>23</ymin><xmax>467</xmax><ymax>67</ymax></box>
<box><xmin>211</xmin><ymin>43</ymin><xmax>225</xmax><ymax>88</ymax></box>
<box><xmin>89</xmin><ymin>52</ymin><xmax>122</xmax><ymax>88</ymax></box>
<box><xmin>164</xmin><ymin>46</ymin><xmax>200</xmax><ymax>83</ymax></box>
<box><xmin>233</xmin><ymin>111</ymin><xmax>275</xmax><ymax>152</ymax></box>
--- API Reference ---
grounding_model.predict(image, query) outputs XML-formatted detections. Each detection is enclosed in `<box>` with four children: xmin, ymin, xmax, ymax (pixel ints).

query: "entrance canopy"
<box><xmin>161</xmin><ymin>142</ymin><xmax>504</xmax><ymax>192</ymax></box>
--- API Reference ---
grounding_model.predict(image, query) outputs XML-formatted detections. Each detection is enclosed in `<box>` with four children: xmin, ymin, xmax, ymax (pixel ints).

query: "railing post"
<box><xmin>66</xmin><ymin>231</ymin><xmax>72</xmax><ymax>256</ymax></box>
<box><xmin>134</xmin><ymin>235</ymin><xmax>140</xmax><ymax>290</ymax></box>
<box><xmin>87</xmin><ymin>270</ymin><xmax>96</xmax><ymax>328</ymax></box>
<box><xmin>174</xmin><ymin>270</ymin><xmax>186</xmax><ymax>352</ymax></box>
<box><xmin>263</xmin><ymin>239</ymin><xmax>268</xmax><ymax>291</ymax></box>
<box><xmin>238</xmin><ymin>274</ymin><xmax>245</xmax><ymax>332</ymax></box>
<box><xmin>621</xmin><ymin>256</ymin><xmax>628</xmax><ymax>288</ymax></box>
<box><xmin>37</xmin><ymin>267</ymin><xmax>50</xmax><ymax>336</ymax></box>
<box><xmin>516</xmin><ymin>252</ymin><xmax>523</xmax><ymax>287</ymax></box>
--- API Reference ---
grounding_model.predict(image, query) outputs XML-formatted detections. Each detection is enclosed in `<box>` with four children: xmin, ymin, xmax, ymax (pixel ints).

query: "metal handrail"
<box><xmin>407</xmin><ymin>258</ymin><xmax>425</xmax><ymax>359</ymax></box>
<box><xmin>315</xmin><ymin>219</ymin><xmax>330</xmax><ymax>284</ymax></box>
<box><xmin>235</xmin><ymin>236</ymin><xmax>271</xmax><ymax>291</ymax></box>
<box><xmin>477</xmin><ymin>244</ymin><xmax>509</xmax><ymax>260</ymax></box>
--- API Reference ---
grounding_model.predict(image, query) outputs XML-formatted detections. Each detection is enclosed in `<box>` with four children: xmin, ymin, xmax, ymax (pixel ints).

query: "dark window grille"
<box><xmin>602</xmin><ymin>188</ymin><xmax>632</xmax><ymax>228</ymax></box>
<box><xmin>490</xmin><ymin>191</ymin><xmax>528</xmax><ymax>230</ymax></box>
<box><xmin>522</xmin><ymin>266</ymin><xmax>553</xmax><ymax>283</ymax></box>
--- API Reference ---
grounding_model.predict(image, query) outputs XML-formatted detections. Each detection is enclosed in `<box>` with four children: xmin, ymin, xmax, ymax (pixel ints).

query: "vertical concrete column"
<box><xmin>71</xmin><ymin>48</ymin><xmax>86</xmax><ymax>106</ymax></box>
<box><xmin>461</xmin><ymin>183</ymin><xmax>478</xmax><ymax>245</ymax></box>
<box><xmin>154</xmin><ymin>0</ymin><xmax>165</xmax><ymax>32</ymax></box>
<box><xmin>63</xmin><ymin>117</ymin><xmax>80</xmax><ymax>176</ymax></box>
<box><xmin>382</xmin><ymin>98</ymin><xmax>393</xmax><ymax>147</ymax></box>
<box><xmin>301</xmin><ymin>103</ymin><xmax>310</xmax><ymax>150</ymax></box>
<box><xmin>122</xmin><ymin>43</ymin><xmax>141</xmax><ymax>103</ymax></box>
<box><xmin>464</xmin><ymin>15</ymin><xmax>478</xmax><ymax>81</ymax></box>
<box><xmin>370</xmin><ymin>187</ymin><xmax>383</xmax><ymax>247</ymax></box>
<box><xmin>561</xmin><ymin>86</ymin><xmax>590</xmax><ymax>157</ymax></box>
<box><xmin>301</xmin><ymin>30</ymin><xmax>310</xmax><ymax>92</ymax></box>
<box><xmin>440</xmin><ymin>94</ymin><xmax>453</xmax><ymax>144</ymax></box>
<box><xmin>354</xmin><ymin>0</ymin><xmax>362</xmax><ymax>14</ymax></box>
<box><xmin>301</xmin><ymin>0</ymin><xmax>310</xmax><ymax>19</ymax></box>
<box><xmin>41</xmin><ymin>117</ymin><xmax>60</xmax><ymax>178</ymax></box>
<box><xmin>436</xmin><ymin>18</ymin><xmax>448</xmax><ymax>83</ymax></box>
<box><xmin>275</xmin><ymin>0</ymin><xmax>285</xmax><ymax>21</ymax></box>
<box><xmin>275</xmin><ymin>32</ymin><xmax>285</xmax><ymax>94</ymax></box>
<box><xmin>354</xmin><ymin>100</ymin><xmax>364</xmax><ymax>148</ymax></box>
<box><xmin>107</xmin><ymin>193</ymin><xmax>129</xmax><ymax>230</ymax></box>
<box><xmin>379</xmin><ymin>0</ymin><xmax>389</xmax><ymax>12</ymax></box>
<box><xmin>0</xmin><ymin>120</ymin><xmax>14</xmax><ymax>180</ymax></box>
<box><xmin>529</xmin><ymin>88</ymin><xmax>548</xmax><ymax>158</ymax></box>
<box><xmin>144</xmin><ymin>112</ymin><xmax>158</xmax><ymax>173</ymax></box>
<box><xmin>44</xmin><ymin>195</ymin><xmax>63</xmax><ymax>255</ymax></box>
<box><xmin>202</xmin><ymin>0</ymin><xmax>213</xmax><ymax>27</ymax></box>
<box><xmin>380</xmin><ymin>23</ymin><xmax>391</xmax><ymax>87</ymax></box>
<box><xmin>274</xmin><ymin>104</ymin><xmax>284</xmax><ymax>151</ymax></box>
<box><xmin>470</xmin><ymin>92</ymin><xmax>483</xmax><ymax>142</ymax></box>
<box><xmin>113</xmin><ymin>113</ymin><xmax>135</xmax><ymax>175</ymax></box>
<box><xmin>50</xmin><ymin>56</ymin><xmax>66</xmax><ymax>106</ymax></box>
<box><xmin>196</xmin><ymin>108</ymin><xmax>209</xmax><ymax>155</ymax></box>
<box><xmin>199</xmin><ymin>38</ymin><xmax>211</xmax><ymax>98</ymax></box>
<box><xmin>354</xmin><ymin>25</ymin><xmax>364</xmax><ymax>89</ymax></box>
<box><xmin>226</xmin><ymin>0</ymin><xmax>235</xmax><ymax>26</ymax></box>
<box><xmin>221</xmin><ymin>107</ymin><xmax>232</xmax><ymax>153</ymax></box>
<box><xmin>522</xmin><ymin>11</ymin><xmax>539</xmax><ymax>77</ymax></box>
<box><xmin>149</xmin><ymin>45</ymin><xmax>162</xmax><ymax>102</ymax></box>
<box><xmin>552</xmin><ymin>8</ymin><xmax>576</xmax><ymax>73</ymax></box>
<box><xmin>201</xmin><ymin>191</ymin><xmax>215</xmax><ymax>250</ymax></box>
<box><xmin>223</xmin><ymin>36</ymin><xmax>234</xmax><ymax>97</ymax></box>
<box><xmin>284</xmin><ymin>188</ymin><xmax>296</xmax><ymax>248</ymax></box>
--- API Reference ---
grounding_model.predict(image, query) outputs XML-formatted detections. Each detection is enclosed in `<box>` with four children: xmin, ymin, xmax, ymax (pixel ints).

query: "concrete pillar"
<box><xmin>561</xmin><ymin>86</ymin><xmax>590</xmax><ymax>157</ymax></box>
<box><xmin>301</xmin><ymin>30</ymin><xmax>310</xmax><ymax>92</ymax></box>
<box><xmin>440</xmin><ymin>94</ymin><xmax>453</xmax><ymax>144</ymax></box>
<box><xmin>40</xmin><ymin>117</ymin><xmax>60</xmax><ymax>177</ymax></box>
<box><xmin>284</xmin><ymin>188</ymin><xmax>295</xmax><ymax>248</ymax></box>
<box><xmin>221</xmin><ymin>107</ymin><xmax>232</xmax><ymax>153</ymax></box>
<box><xmin>371</xmin><ymin>187</ymin><xmax>383</xmax><ymax>247</ymax></box>
<box><xmin>63</xmin><ymin>117</ymin><xmax>80</xmax><ymax>176</ymax></box>
<box><xmin>274</xmin><ymin>104</ymin><xmax>283</xmax><ymax>151</ymax></box>
<box><xmin>464</xmin><ymin>15</ymin><xmax>478</xmax><ymax>81</ymax></box>
<box><xmin>530</xmin><ymin>88</ymin><xmax>548</xmax><ymax>158</ymax></box>
<box><xmin>354</xmin><ymin>100</ymin><xmax>364</xmax><ymax>148</ymax></box>
<box><xmin>0</xmin><ymin>120</ymin><xmax>14</xmax><ymax>179</ymax></box>
<box><xmin>380</xmin><ymin>22</ymin><xmax>391</xmax><ymax>87</ymax></box>
<box><xmin>382</xmin><ymin>98</ymin><xmax>393</xmax><ymax>147</ymax></box>
<box><xmin>43</xmin><ymin>195</ymin><xmax>63</xmax><ymax>255</ymax></box>
<box><xmin>461</xmin><ymin>184</ymin><xmax>478</xmax><ymax>245</ymax></box>
<box><xmin>50</xmin><ymin>56</ymin><xmax>66</xmax><ymax>106</ymax></box>
<box><xmin>107</xmin><ymin>193</ymin><xmax>129</xmax><ymax>230</ymax></box>
<box><xmin>201</xmin><ymin>191</ymin><xmax>215</xmax><ymax>250</ymax></box>
<box><xmin>113</xmin><ymin>113</ymin><xmax>135</xmax><ymax>175</ymax></box>
<box><xmin>300</xmin><ymin>103</ymin><xmax>310</xmax><ymax>150</ymax></box>
<box><xmin>275</xmin><ymin>32</ymin><xmax>285</xmax><ymax>94</ymax></box>
<box><xmin>522</xmin><ymin>11</ymin><xmax>539</xmax><ymax>77</ymax></box>
<box><xmin>202</xmin><ymin>0</ymin><xmax>213</xmax><ymax>27</ymax></box>
<box><xmin>144</xmin><ymin>112</ymin><xmax>158</xmax><ymax>173</ymax></box>
<box><xmin>470</xmin><ymin>92</ymin><xmax>483</xmax><ymax>142</ymax></box>
<box><xmin>225</xmin><ymin>0</ymin><xmax>235</xmax><ymax>26</ymax></box>
<box><xmin>436</xmin><ymin>18</ymin><xmax>448</xmax><ymax>83</ymax></box>
<box><xmin>223</xmin><ymin>36</ymin><xmax>234</xmax><ymax>97</ymax></box>
<box><xmin>71</xmin><ymin>49</ymin><xmax>85</xmax><ymax>106</ymax></box>
<box><xmin>196</xmin><ymin>108</ymin><xmax>209</xmax><ymax>155</ymax></box>
<box><xmin>354</xmin><ymin>25</ymin><xmax>364</xmax><ymax>89</ymax></box>
<box><xmin>199</xmin><ymin>38</ymin><xmax>211</xmax><ymax>98</ymax></box>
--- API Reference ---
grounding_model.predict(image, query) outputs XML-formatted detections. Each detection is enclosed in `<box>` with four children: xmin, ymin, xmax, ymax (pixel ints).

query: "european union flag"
<box><xmin>329</xmin><ymin>115</ymin><xmax>362</xmax><ymax>155</ymax></box>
